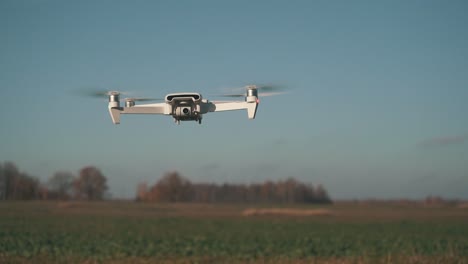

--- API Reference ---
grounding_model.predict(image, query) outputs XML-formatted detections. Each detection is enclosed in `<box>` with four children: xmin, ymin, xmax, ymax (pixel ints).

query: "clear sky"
<box><xmin>1</xmin><ymin>0</ymin><xmax>467</xmax><ymax>199</ymax></box>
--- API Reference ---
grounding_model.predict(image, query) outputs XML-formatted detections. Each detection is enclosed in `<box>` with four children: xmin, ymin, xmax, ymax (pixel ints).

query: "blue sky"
<box><xmin>1</xmin><ymin>0</ymin><xmax>467</xmax><ymax>199</ymax></box>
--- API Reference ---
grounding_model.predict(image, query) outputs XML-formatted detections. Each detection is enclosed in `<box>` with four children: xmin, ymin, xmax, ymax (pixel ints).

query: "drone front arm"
<box><xmin>121</xmin><ymin>105</ymin><xmax>167</xmax><ymax>114</ymax></box>
<box><xmin>108</xmin><ymin>103</ymin><xmax>167</xmax><ymax>124</ymax></box>
<box><xmin>210</xmin><ymin>101</ymin><xmax>258</xmax><ymax>119</ymax></box>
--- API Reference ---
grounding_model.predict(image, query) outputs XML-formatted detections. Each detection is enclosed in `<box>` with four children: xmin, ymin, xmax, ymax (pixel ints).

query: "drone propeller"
<box><xmin>217</xmin><ymin>84</ymin><xmax>288</xmax><ymax>98</ymax></box>
<box><xmin>218</xmin><ymin>93</ymin><xmax>246</xmax><ymax>98</ymax></box>
<box><xmin>76</xmin><ymin>89</ymin><xmax>132</xmax><ymax>98</ymax></box>
<box><xmin>124</xmin><ymin>97</ymin><xmax>164</xmax><ymax>102</ymax></box>
<box><xmin>250</xmin><ymin>84</ymin><xmax>284</xmax><ymax>92</ymax></box>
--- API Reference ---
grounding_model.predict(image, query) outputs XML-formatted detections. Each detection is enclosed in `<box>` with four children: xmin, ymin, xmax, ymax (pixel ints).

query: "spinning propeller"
<box><xmin>80</xmin><ymin>89</ymin><xmax>128</xmax><ymax>98</ymax></box>
<box><xmin>124</xmin><ymin>97</ymin><xmax>163</xmax><ymax>102</ymax></box>
<box><xmin>77</xmin><ymin>89</ymin><xmax>162</xmax><ymax>101</ymax></box>
<box><xmin>218</xmin><ymin>84</ymin><xmax>287</xmax><ymax>98</ymax></box>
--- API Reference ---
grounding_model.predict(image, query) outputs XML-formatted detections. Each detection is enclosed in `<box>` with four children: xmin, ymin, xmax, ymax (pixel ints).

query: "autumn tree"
<box><xmin>74</xmin><ymin>166</ymin><xmax>108</xmax><ymax>200</ymax></box>
<box><xmin>149</xmin><ymin>171</ymin><xmax>194</xmax><ymax>202</ymax></box>
<box><xmin>48</xmin><ymin>171</ymin><xmax>75</xmax><ymax>200</ymax></box>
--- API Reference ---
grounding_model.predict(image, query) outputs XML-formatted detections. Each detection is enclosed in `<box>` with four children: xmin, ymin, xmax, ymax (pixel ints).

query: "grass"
<box><xmin>0</xmin><ymin>201</ymin><xmax>468</xmax><ymax>263</ymax></box>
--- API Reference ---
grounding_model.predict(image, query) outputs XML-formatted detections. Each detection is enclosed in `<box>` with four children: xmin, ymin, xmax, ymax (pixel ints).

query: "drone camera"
<box><xmin>182</xmin><ymin>107</ymin><xmax>190</xmax><ymax>115</ymax></box>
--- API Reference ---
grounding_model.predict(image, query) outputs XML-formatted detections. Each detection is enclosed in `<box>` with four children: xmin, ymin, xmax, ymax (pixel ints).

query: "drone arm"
<box><xmin>108</xmin><ymin>103</ymin><xmax>167</xmax><ymax>124</ymax></box>
<box><xmin>121</xmin><ymin>106</ymin><xmax>166</xmax><ymax>114</ymax></box>
<box><xmin>211</xmin><ymin>101</ymin><xmax>258</xmax><ymax>119</ymax></box>
<box><xmin>108</xmin><ymin>107</ymin><xmax>122</xmax><ymax>124</ymax></box>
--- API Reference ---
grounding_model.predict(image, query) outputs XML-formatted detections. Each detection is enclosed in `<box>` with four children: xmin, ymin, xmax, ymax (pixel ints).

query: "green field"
<box><xmin>1</xmin><ymin>201</ymin><xmax>468</xmax><ymax>263</ymax></box>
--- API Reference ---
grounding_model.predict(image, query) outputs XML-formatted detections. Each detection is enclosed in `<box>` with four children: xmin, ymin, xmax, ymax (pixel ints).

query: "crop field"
<box><xmin>1</xmin><ymin>201</ymin><xmax>468</xmax><ymax>263</ymax></box>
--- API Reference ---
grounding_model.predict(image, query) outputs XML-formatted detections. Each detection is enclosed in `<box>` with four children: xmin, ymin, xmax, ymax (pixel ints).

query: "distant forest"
<box><xmin>0</xmin><ymin>161</ymin><xmax>331</xmax><ymax>204</ymax></box>
<box><xmin>137</xmin><ymin>171</ymin><xmax>332</xmax><ymax>204</ymax></box>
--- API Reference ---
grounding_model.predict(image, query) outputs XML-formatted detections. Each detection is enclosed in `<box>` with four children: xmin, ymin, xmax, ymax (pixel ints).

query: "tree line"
<box><xmin>137</xmin><ymin>171</ymin><xmax>332</xmax><ymax>204</ymax></box>
<box><xmin>1</xmin><ymin>161</ymin><xmax>332</xmax><ymax>203</ymax></box>
<box><xmin>0</xmin><ymin>162</ymin><xmax>108</xmax><ymax>200</ymax></box>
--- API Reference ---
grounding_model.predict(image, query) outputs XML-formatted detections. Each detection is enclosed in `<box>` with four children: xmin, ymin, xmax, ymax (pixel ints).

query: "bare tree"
<box><xmin>0</xmin><ymin>162</ymin><xmax>40</xmax><ymax>200</ymax></box>
<box><xmin>0</xmin><ymin>163</ymin><xmax>4</xmax><ymax>200</ymax></box>
<box><xmin>0</xmin><ymin>162</ymin><xmax>19</xmax><ymax>200</ymax></box>
<box><xmin>14</xmin><ymin>173</ymin><xmax>39</xmax><ymax>200</ymax></box>
<box><xmin>315</xmin><ymin>184</ymin><xmax>332</xmax><ymax>204</ymax></box>
<box><xmin>48</xmin><ymin>171</ymin><xmax>75</xmax><ymax>200</ymax></box>
<box><xmin>74</xmin><ymin>166</ymin><xmax>108</xmax><ymax>200</ymax></box>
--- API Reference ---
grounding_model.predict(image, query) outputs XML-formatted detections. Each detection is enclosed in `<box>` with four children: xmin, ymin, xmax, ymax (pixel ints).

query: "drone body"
<box><xmin>107</xmin><ymin>86</ymin><xmax>261</xmax><ymax>125</ymax></box>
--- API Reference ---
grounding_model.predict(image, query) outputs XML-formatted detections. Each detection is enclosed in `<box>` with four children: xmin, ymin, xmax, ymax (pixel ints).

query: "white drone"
<box><xmin>89</xmin><ymin>85</ymin><xmax>284</xmax><ymax>125</ymax></box>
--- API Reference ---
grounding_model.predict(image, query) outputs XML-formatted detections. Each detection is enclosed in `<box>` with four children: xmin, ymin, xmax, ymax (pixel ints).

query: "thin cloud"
<box><xmin>418</xmin><ymin>133</ymin><xmax>468</xmax><ymax>148</ymax></box>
